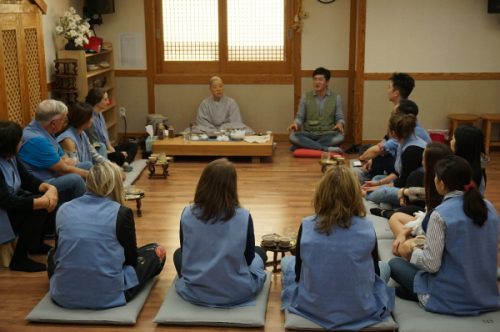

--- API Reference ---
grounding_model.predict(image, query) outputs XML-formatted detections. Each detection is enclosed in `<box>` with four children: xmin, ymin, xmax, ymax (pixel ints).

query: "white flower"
<box><xmin>55</xmin><ymin>7</ymin><xmax>90</xmax><ymax>45</ymax></box>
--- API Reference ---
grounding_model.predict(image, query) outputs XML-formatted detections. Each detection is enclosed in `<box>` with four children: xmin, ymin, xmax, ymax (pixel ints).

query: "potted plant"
<box><xmin>55</xmin><ymin>7</ymin><xmax>91</xmax><ymax>50</ymax></box>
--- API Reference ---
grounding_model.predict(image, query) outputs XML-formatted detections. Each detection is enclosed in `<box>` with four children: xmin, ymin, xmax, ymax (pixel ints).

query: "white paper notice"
<box><xmin>119</xmin><ymin>33</ymin><xmax>145</xmax><ymax>68</ymax></box>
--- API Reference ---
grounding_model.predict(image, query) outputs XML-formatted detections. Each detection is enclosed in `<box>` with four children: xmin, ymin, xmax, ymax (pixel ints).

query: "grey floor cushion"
<box><xmin>154</xmin><ymin>271</ymin><xmax>272</xmax><ymax>327</ymax></box>
<box><xmin>284</xmin><ymin>310</ymin><xmax>398</xmax><ymax>331</ymax></box>
<box><xmin>364</xmin><ymin>199</ymin><xmax>394</xmax><ymax>240</ymax></box>
<box><xmin>123</xmin><ymin>159</ymin><xmax>147</xmax><ymax>187</ymax></box>
<box><xmin>369</xmin><ymin>214</ymin><xmax>394</xmax><ymax>240</ymax></box>
<box><xmin>377</xmin><ymin>239</ymin><xmax>397</xmax><ymax>262</ymax></box>
<box><xmin>393</xmin><ymin>297</ymin><xmax>500</xmax><ymax>332</ymax></box>
<box><xmin>26</xmin><ymin>279</ymin><xmax>156</xmax><ymax>325</ymax></box>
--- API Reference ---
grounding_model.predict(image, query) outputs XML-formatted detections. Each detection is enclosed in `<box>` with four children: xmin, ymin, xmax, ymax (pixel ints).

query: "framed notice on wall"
<box><xmin>119</xmin><ymin>33</ymin><xmax>146</xmax><ymax>68</ymax></box>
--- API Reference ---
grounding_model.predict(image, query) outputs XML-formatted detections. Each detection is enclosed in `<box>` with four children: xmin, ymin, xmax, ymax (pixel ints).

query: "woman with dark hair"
<box><xmin>84</xmin><ymin>88</ymin><xmax>137</xmax><ymax>171</ymax></box>
<box><xmin>0</xmin><ymin>121</ymin><xmax>58</xmax><ymax>272</ymax></box>
<box><xmin>451</xmin><ymin>125</ymin><xmax>486</xmax><ymax>192</ymax></box>
<box><xmin>280</xmin><ymin>166</ymin><xmax>394</xmax><ymax>330</ymax></box>
<box><xmin>364</xmin><ymin>113</ymin><xmax>427</xmax><ymax>207</ymax></box>
<box><xmin>389</xmin><ymin>155</ymin><xmax>499</xmax><ymax>315</ymax></box>
<box><xmin>388</xmin><ymin>143</ymin><xmax>453</xmax><ymax>256</ymax></box>
<box><xmin>49</xmin><ymin>161</ymin><xmax>166</xmax><ymax>309</ymax></box>
<box><xmin>173</xmin><ymin>158</ymin><xmax>267</xmax><ymax>307</ymax></box>
<box><xmin>57</xmin><ymin>102</ymin><xmax>106</xmax><ymax>166</ymax></box>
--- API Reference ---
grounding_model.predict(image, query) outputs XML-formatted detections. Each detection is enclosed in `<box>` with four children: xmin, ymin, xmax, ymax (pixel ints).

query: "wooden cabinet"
<box><xmin>0</xmin><ymin>0</ymin><xmax>48</xmax><ymax>126</ymax></box>
<box><xmin>57</xmin><ymin>44</ymin><xmax>117</xmax><ymax>142</ymax></box>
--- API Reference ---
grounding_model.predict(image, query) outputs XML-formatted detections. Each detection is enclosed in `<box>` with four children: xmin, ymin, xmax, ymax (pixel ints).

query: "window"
<box><xmin>155</xmin><ymin>0</ymin><xmax>295</xmax><ymax>82</ymax></box>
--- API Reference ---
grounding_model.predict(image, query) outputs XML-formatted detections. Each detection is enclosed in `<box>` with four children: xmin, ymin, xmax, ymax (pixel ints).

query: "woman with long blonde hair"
<box><xmin>281</xmin><ymin>166</ymin><xmax>394</xmax><ymax>330</ymax></box>
<box><xmin>48</xmin><ymin>161</ymin><xmax>166</xmax><ymax>309</ymax></box>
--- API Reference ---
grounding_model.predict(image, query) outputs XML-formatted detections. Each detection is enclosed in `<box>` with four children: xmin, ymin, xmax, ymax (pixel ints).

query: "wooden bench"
<box><xmin>480</xmin><ymin>113</ymin><xmax>500</xmax><ymax>155</ymax></box>
<box><xmin>447</xmin><ymin>113</ymin><xmax>479</xmax><ymax>138</ymax></box>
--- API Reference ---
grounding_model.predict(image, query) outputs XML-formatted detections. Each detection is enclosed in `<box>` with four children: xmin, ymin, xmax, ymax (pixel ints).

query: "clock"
<box><xmin>318</xmin><ymin>0</ymin><xmax>336</xmax><ymax>3</ymax></box>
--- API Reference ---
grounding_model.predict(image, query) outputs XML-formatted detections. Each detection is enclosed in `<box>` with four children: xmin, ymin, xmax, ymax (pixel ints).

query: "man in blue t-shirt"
<box><xmin>19</xmin><ymin>100</ymin><xmax>86</xmax><ymax>204</ymax></box>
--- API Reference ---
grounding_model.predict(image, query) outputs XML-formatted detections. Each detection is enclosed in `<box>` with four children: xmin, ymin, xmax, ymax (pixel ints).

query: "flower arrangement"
<box><xmin>55</xmin><ymin>7</ymin><xmax>91</xmax><ymax>47</ymax></box>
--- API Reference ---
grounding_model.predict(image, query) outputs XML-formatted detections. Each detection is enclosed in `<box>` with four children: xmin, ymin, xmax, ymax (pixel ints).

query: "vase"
<box><xmin>65</xmin><ymin>39</ymin><xmax>83</xmax><ymax>50</ymax></box>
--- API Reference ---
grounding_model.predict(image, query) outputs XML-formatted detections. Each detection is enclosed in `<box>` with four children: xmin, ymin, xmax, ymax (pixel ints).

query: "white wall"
<box><xmin>365</xmin><ymin>0</ymin><xmax>500</xmax><ymax>72</ymax></box>
<box><xmin>363</xmin><ymin>0</ymin><xmax>500</xmax><ymax>140</ymax></box>
<box><xmin>301</xmin><ymin>0</ymin><xmax>350</xmax><ymax>70</ymax></box>
<box><xmin>92</xmin><ymin>0</ymin><xmax>146</xmax><ymax>70</ymax></box>
<box><xmin>41</xmin><ymin>0</ymin><xmax>500</xmax><ymax>138</ymax></box>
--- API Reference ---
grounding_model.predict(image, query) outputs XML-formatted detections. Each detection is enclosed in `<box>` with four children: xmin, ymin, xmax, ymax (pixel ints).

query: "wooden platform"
<box><xmin>152</xmin><ymin>136</ymin><xmax>274</xmax><ymax>163</ymax></box>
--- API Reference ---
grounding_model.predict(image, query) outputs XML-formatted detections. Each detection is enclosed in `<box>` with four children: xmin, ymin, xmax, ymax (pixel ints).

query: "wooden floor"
<box><xmin>0</xmin><ymin>144</ymin><xmax>499</xmax><ymax>332</ymax></box>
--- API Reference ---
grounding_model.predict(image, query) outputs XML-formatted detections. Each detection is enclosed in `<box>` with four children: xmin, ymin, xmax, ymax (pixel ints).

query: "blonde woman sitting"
<box><xmin>48</xmin><ymin>161</ymin><xmax>166</xmax><ymax>309</ymax></box>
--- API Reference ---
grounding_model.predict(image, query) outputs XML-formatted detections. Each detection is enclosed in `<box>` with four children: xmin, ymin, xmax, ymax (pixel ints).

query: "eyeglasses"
<box><xmin>51</xmin><ymin>114</ymin><xmax>67</xmax><ymax>124</ymax></box>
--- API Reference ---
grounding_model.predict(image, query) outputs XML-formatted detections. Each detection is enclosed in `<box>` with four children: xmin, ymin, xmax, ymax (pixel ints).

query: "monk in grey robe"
<box><xmin>191</xmin><ymin>76</ymin><xmax>254</xmax><ymax>134</ymax></box>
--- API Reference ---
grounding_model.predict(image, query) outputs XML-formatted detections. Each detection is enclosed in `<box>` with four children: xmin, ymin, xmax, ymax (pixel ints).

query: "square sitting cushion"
<box><xmin>284</xmin><ymin>310</ymin><xmax>398</xmax><ymax>331</ymax></box>
<box><xmin>377</xmin><ymin>239</ymin><xmax>397</xmax><ymax>262</ymax></box>
<box><xmin>293</xmin><ymin>148</ymin><xmax>342</xmax><ymax>158</ymax></box>
<box><xmin>154</xmin><ymin>271</ymin><xmax>271</xmax><ymax>327</ymax></box>
<box><xmin>26</xmin><ymin>279</ymin><xmax>156</xmax><ymax>325</ymax></box>
<box><xmin>393</xmin><ymin>297</ymin><xmax>500</xmax><ymax>332</ymax></box>
<box><xmin>123</xmin><ymin>159</ymin><xmax>147</xmax><ymax>187</ymax></box>
<box><xmin>364</xmin><ymin>199</ymin><xmax>394</xmax><ymax>240</ymax></box>
<box><xmin>369</xmin><ymin>215</ymin><xmax>394</xmax><ymax>240</ymax></box>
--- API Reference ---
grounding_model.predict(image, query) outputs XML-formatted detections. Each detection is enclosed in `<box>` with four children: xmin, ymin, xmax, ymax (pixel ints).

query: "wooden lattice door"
<box><xmin>0</xmin><ymin>0</ymin><xmax>48</xmax><ymax>126</ymax></box>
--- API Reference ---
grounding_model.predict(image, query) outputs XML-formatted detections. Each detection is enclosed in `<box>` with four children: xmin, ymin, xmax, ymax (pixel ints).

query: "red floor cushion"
<box><xmin>292</xmin><ymin>148</ymin><xmax>342</xmax><ymax>158</ymax></box>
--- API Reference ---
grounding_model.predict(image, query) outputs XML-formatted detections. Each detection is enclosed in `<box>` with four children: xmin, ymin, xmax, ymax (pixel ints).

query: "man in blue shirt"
<box><xmin>19</xmin><ymin>100</ymin><xmax>86</xmax><ymax>205</ymax></box>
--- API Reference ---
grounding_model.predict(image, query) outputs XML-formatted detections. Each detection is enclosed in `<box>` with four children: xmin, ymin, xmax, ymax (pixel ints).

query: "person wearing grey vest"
<box><xmin>0</xmin><ymin>121</ymin><xmax>58</xmax><ymax>272</ymax></box>
<box><xmin>389</xmin><ymin>155</ymin><xmax>499</xmax><ymax>315</ymax></box>
<box><xmin>48</xmin><ymin>162</ymin><xmax>166</xmax><ymax>309</ymax></box>
<box><xmin>288</xmin><ymin>67</ymin><xmax>345</xmax><ymax>152</ymax></box>
<box><xmin>281</xmin><ymin>166</ymin><xmax>394</xmax><ymax>330</ymax></box>
<box><xmin>173</xmin><ymin>158</ymin><xmax>267</xmax><ymax>307</ymax></box>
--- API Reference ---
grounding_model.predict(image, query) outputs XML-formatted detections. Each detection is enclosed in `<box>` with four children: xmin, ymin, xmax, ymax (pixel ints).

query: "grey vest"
<box><xmin>303</xmin><ymin>91</ymin><xmax>337</xmax><ymax>135</ymax></box>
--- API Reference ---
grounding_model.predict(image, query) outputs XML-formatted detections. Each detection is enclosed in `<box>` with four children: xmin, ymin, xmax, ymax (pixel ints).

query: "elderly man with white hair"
<box><xmin>191</xmin><ymin>76</ymin><xmax>254</xmax><ymax>134</ymax></box>
<box><xmin>19</xmin><ymin>99</ymin><xmax>86</xmax><ymax>205</ymax></box>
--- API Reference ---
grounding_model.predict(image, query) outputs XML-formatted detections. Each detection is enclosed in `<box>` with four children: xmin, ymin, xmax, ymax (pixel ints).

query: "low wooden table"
<box><xmin>262</xmin><ymin>245</ymin><xmax>295</xmax><ymax>273</ymax></box>
<box><xmin>153</xmin><ymin>136</ymin><xmax>273</xmax><ymax>163</ymax></box>
<box><xmin>147</xmin><ymin>160</ymin><xmax>169</xmax><ymax>179</ymax></box>
<box><xmin>125</xmin><ymin>192</ymin><xmax>145</xmax><ymax>217</ymax></box>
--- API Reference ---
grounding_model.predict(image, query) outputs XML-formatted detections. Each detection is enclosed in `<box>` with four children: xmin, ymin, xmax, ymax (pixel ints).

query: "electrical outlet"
<box><xmin>119</xmin><ymin>107</ymin><xmax>126</xmax><ymax>117</ymax></box>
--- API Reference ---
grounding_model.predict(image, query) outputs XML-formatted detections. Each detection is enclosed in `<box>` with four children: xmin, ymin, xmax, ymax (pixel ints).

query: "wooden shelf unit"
<box><xmin>57</xmin><ymin>45</ymin><xmax>117</xmax><ymax>141</ymax></box>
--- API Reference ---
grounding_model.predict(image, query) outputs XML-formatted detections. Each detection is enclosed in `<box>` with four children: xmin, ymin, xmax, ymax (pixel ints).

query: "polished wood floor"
<box><xmin>0</xmin><ymin>144</ymin><xmax>499</xmax><ymax>332</ymax></box>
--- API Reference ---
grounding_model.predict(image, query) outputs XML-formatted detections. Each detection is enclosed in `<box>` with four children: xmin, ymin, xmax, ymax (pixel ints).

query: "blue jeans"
<box><xmin>379</xmin><ymin>261</ymin><xmax>391</xmax><ymax>283</ymax></box>
<box><xmin>388</xmin><ymin>257</ymin><xmax>419</xmax><ymax>301</ymax></box>
<box><xmin>366</xmin><ymin>174</ymin><xmax>400</xmax><ymax>208</ymax></box>
<box><xmin>48</xmin><ymin>174</ymin><xmax>86</xmax><ymax>205</ymax></box>
<box><xmin>95</xmin><ymin>143</ymin><xmax>108</xmax><ymax>158</ymax></box>
<box><xmin>76</xmin><ymin>161</ymin><xmax>93</xmax><ymax>170</ymax></box>
<box><xmin>289</xmin><ymin>131</ymin><xmax>344</xmax><ymax>151</ymax></box>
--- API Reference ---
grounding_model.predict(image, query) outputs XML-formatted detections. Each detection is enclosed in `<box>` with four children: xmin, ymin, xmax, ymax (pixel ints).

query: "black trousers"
<box><xmin>369</xmin><ymin>154</ymin><xmax>396</xmax><ymax>178</ymax></box>
<box><xmin>108</xmin><ymin>141</ymin><xmax>138</xmax><ymax>166</ymax></box>
<box><xmin>8</xmin><ymin>201</ymin><xmax>50</xmax><ymax>255</ymax></box>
